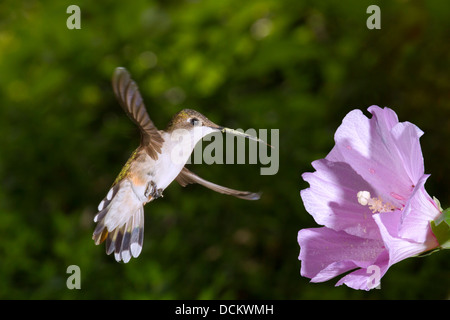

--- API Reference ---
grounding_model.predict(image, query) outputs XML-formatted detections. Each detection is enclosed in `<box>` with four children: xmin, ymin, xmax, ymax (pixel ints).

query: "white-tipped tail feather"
<box><xmin>93</xmin><ymin>179</ymin><xmax>145</xmax><ymax>263</ymax></box>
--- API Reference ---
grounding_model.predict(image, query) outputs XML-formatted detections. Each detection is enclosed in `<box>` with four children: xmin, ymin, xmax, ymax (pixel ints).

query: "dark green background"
<box><xmin>0</xmin><ymin>0</ymin><xmax>449</xmax><ymax>299</ymax></box>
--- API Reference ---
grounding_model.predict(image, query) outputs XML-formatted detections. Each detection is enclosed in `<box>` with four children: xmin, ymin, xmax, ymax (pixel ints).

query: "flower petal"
<box><xmin>398</xmin><ymin>175</ymin><xmax>441</xmax><ymax>243</ymax></box>
<box><xmin>301</xmin><ymin>159</ymin><xmax>380</xmax><ymax>239</ymax></box>
<box><xmin>298</xmin><ymin>228</ymin><xmax>385</xmax><ymax>283</ymax></box>
<box><xmin>373</xmin><ymin>210</ymin><xmax>437</xmax><ymax>267</ymax></box>
<box><xmin>389</xmin><ymin>121</ymin><xmax>424</xmax><ymax>184</ymax></box>
<box><xmin>335</xmin><ymin>252</ymin><xmax>389</xmax><ymax>290</ymax></box>
<box><xmin>326</xmin><ymin>106</ymin><xmax>424</xmax><ymax>206</ymax></box>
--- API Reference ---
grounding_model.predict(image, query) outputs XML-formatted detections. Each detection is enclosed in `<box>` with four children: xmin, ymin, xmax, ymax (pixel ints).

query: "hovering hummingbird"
<box><xmin>93</xmin><ymin>67</ymin><xmax>266</xmax><ymax>263</ymax></box>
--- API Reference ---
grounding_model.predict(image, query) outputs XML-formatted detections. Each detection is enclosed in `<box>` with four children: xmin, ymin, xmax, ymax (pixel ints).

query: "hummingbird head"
<box><xmin>165</xmin><ymin>109</ymin><xmax>224</xmax><ymax>150</ymax></box>
<box><xmin>166</xmin><ymin>109</ymin><xmax>223</xmax><ymax>133</ymax></box>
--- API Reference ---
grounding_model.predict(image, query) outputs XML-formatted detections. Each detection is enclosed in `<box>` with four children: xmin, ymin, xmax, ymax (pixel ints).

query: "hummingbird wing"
<box><xmin>112</xmin><ymin>67</ymin><xmax>164</xmax><ymax>160</ymax></box>
<box><xmin>92</xmin><ymin>179</ymin><xmax>145</xmax><ymax>263</ymax></box>
<box><xmin>176</xmin><ymin>167</ymin><xmax>261</xmax><ymax>200</ymax></box>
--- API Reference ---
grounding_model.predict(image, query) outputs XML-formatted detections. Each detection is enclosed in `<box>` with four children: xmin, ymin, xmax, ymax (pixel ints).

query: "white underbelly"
<box><xmin>132</xmin><ymin>132</ymin><xmax>195</xmax><ymax>197</ymax></box>
<box><xmin>152</xmin><ymin>151</ymin><xmax>186</xmax><ymax>190</ymax></box>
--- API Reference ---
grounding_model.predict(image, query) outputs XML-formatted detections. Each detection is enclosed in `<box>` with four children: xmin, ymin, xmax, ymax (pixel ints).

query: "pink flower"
<box><xmin>298</xmin><ymin>106</ymin><xmax>442</xmax><ymax>290</ymax></box>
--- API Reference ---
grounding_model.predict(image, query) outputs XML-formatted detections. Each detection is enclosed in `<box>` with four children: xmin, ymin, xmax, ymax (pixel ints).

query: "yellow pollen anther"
<box><xmin>357</xmin><ymin>191</ymin><xmax>396</xmax><ymax>213</ymax></box>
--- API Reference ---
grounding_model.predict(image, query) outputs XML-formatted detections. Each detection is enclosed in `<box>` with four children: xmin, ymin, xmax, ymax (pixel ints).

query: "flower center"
<box><xmin>357</xmin><ymin>191</ymin><xmax>396</xmax><ymax>213</ymax></box>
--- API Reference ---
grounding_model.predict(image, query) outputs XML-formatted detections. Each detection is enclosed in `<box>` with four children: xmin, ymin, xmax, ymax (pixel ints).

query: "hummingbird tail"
<box><xmin>92</xmin><ymin>181</ymin><xmax>145</xmax><ymax>263</ymax></box>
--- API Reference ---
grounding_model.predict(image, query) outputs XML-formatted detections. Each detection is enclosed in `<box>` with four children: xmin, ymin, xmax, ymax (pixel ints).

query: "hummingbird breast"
<box><xmin>149</xmin><ymin>132</ymin><xmax>190</xmax><ymax>190</ymax></box>
<box><xmin>129</xmin><ymin>134</ymin><xmax>189</xmax><ymax>201</ymax></box>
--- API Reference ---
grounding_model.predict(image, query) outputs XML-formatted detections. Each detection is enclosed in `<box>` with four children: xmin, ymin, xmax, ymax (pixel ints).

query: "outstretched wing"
<box><xmin>176</xmin><ymin>167</ymin><xmax>261</xmax><ymax>200</ymax></box>
<box><xmin>112</xmin><ymin>67</ymin><xmax>164</xmax><ymax>160</ymax></box>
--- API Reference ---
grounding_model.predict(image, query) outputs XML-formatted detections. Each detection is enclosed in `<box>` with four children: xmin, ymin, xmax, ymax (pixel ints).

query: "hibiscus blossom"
<box><xmin>298</xmin><ymin>106</ymin><xmax>444</xmax><ymax>290</ymax></box>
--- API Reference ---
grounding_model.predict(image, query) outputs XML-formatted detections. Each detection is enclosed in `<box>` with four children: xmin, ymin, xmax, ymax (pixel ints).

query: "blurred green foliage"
<box><xmin>0</xmin><ymin>0</ymin><xmax>449</xmax><ymax>299</ymax></box>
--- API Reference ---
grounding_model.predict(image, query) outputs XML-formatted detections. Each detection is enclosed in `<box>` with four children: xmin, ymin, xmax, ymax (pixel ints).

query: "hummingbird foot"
<box><xmin>145</xmin><ymin>181</ymin><xmax>164</xmax><ymax>200</ymax></box>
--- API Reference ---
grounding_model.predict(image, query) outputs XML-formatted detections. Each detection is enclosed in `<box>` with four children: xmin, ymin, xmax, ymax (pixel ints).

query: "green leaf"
<box><xmin>430</xmin><ymin>208</ymin><xmax>450</xmax><ymax>249</ymax></box>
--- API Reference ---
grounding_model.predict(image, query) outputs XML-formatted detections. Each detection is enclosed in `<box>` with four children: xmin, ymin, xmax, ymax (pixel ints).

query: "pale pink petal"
<box><xmin>398</xmin><ymin>175</ymin><xmax>441</xmax><ymax>243</ymax></box>
<box><xmin>373</xmin><ymin>211</ymin><xmax>438</xmax><ymax>267</ymax></box>
<box><xmin>298</xmin><ymin>228</ymin><xmax>385</xmax><ymax>282</ymax></box>
<box><xmin>366</xmin><ymin>105</ymin><xmax>399</xmax><ymax>128</ymax></box>
<box><xmin>326</xmin><ymin>106</ymin><xmax>423</xmax><ymax>206</ymax></box>
<box><xmin>335</xmin><ymin>253</ymin><xmax>389</xmax><ymax>290</ymax></box>
<box><xmin>301</xmin><ymin>159</ymin><xmax>381</xmax><ymax>239</ymax></box>
<box><xmin>390</xmin><ymin>121</ymin><xmax>424</xmax><ymax>184</ymax></box>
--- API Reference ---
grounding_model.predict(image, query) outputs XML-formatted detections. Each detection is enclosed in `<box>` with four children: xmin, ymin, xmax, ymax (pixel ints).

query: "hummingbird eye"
<box><xmin>189</xmin><ymin>118</ymin><xmax>200</xmax><ymax>126</ymax></box>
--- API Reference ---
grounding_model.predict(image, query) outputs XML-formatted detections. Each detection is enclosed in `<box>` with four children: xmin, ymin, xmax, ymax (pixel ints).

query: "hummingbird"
<box><xmin>93</xmin><ymin>67</ymin><xmax>264</xmax><ymax>263</ymax></box>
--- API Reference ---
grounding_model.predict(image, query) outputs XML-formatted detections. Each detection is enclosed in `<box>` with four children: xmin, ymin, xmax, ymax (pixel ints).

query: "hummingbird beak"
<box><xmin>207</xmin><ymin>123</ymin><xmax>273</xmax><ymax>149</ymax></box>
